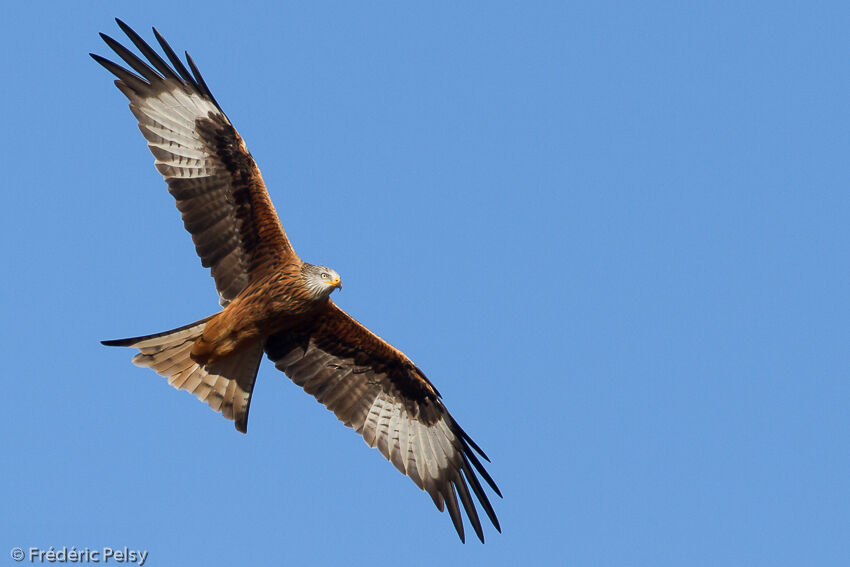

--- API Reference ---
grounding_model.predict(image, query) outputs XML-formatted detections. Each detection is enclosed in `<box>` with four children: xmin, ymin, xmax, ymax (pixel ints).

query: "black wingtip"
<box><xmin>184</xmin><ymin>51</ymin><xmax>224</xmax><ymax>113</ymax></box>
<box><xmin>113</xmin><ymin>19</ymin><xmax>178</xmax><ymax>81</ymax></box>
<box><xmin>455</xmin><ymin>421</ymin><xmax>491</xmax><ymax>462</ymax></box>
<box><xmin>101</xmin><ymin>338</ymin><xmax>133</xmax><ymax>347</ymax></box>
<box><xmin>454</xmin><ymin>478</ymin><xmax>485</xmax><ymax>543</ymax></box>
<box><xmin>89</xmin><ymin>52</ymin><xmax>112</xmax><ymax>69</ymax></box>
<box><xmin>462</xmin><ymin>441</ymin><xmax>502</xmax><ymax>498</ymax></box>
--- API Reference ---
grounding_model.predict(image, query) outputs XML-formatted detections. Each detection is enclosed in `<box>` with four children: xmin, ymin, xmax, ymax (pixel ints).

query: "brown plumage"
<box><xmin>94</xmin><ymin>19</ymin><xmax>500</xmax><ymax>542</ymax></box>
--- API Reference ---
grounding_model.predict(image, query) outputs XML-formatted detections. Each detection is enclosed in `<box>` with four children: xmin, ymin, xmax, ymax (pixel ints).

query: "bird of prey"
<box><xmin>93</xmin><ymin>19</ymin><xmax>500</xmax><ymax>542</ymax></box>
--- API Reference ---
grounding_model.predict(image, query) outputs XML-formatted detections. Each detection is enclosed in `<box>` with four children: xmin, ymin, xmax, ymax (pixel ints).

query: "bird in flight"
<box><xmin>93</xmin><ymin>19</ymin><xmax>500</xmax><ymax>542</ymax></box>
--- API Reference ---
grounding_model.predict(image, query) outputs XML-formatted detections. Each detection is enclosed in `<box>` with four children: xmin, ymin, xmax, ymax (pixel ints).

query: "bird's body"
<box><xmin>192</xmin><ymin>263</ymin><xmax>326</xmax><ymax>364</ymax></box>
<box><xmin>94</xmin><ymin>19</ymin><xmax>499</xmax><ymax>543</ymax></box>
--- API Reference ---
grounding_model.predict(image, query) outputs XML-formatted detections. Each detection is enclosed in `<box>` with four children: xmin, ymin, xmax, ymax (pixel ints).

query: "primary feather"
<box><xmin>95</xmin><ymin>19</ymin><xmax>500</xmax><ymax>542</ymax></box>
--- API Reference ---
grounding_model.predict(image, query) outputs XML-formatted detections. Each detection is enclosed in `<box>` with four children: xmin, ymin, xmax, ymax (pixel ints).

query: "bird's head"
<box><xmin>302</xmin><ymin>263</ymin><xmax>342</xmax><ymax>299</ymax></box>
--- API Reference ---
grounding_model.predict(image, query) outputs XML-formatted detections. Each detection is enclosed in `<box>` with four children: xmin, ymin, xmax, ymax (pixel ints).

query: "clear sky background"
<box><xmin>2</xmin><ymin>2</ymin><xmax>848</xmax><ymax>565</ymax></box>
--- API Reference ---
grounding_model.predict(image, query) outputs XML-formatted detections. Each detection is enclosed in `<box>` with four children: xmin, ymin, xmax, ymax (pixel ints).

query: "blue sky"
<box><xmin>2</xmin><ymin>1</ymin><xmax>849</xmax><ymax>565</ymax></box>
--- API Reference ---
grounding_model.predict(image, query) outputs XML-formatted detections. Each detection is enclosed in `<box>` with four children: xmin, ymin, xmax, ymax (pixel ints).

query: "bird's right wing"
<box><xmin>264</xmin><ymin>301</ymin><xmax>501</xmax><ymax>543</ymax></box>
<box><xmin>92</xmin><ymin>19</ymin><xmax>295</xmax><ymax>305</ymax></box>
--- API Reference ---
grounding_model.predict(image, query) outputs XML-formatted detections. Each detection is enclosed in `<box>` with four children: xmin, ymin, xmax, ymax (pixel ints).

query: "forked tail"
<box><xmin>102</xmin><ymin>316</ymin><xmax>263</xmax><ymax>432</ymax></box>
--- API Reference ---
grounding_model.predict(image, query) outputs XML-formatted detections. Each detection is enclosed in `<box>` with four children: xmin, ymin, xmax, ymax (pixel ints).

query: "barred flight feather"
<box><xmin>95</xmin><ymin>20</ymin><xmax>500</xmax><ymax>543</ymax></box>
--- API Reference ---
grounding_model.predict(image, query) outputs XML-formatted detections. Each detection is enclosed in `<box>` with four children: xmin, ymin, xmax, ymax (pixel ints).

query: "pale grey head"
<box><xmin>302</xmin><ymin>263</ymin><xmax>342</xmax><ymax>300</ymax></box>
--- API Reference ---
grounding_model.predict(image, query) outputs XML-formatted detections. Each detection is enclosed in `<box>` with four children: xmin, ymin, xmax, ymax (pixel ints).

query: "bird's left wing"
<box><xmin>91</xmin><ymin>19</ymin><xmax>295</xmax><ymax>305</ymax></box>
<box><xmin>264</xmin><ymin>302</ymin><xmax>501</xmax><ymax>542</ymax></box>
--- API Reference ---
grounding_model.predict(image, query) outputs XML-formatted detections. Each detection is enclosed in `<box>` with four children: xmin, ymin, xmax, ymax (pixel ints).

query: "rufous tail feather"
<box><xmin>102</xmin><ymin>316</ymin><xmax>263</xmax><ymax>433</ymax></box>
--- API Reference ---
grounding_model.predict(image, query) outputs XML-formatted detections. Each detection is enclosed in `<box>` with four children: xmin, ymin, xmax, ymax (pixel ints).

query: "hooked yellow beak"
<box><xmin>328</xmin><ymin>277</ymin><xmax>342</xmax><ymax>290</ymax></box>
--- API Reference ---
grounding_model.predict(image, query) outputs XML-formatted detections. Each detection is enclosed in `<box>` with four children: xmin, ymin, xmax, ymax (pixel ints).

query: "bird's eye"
<box><xmin>321</xmin><ymin>273</ymin><xmax>329</xmax><ymax>279</ymax></box>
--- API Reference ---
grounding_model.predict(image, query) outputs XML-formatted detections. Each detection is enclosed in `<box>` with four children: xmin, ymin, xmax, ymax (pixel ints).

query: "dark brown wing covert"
<box><xmin>265</xmin><ymin>301</ymin><xmax>501</xmax><ymax>542</ymax></box>
<box><xmin>92</xmin><ymin>19</ymin><xmax>294</xmax><ymax>305</ymax></box>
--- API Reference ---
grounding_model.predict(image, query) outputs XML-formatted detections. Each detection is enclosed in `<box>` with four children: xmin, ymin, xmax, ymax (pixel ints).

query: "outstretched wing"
<box><xmin>92</xmin><ymin>19</ymin><xmax>295</xmax><ymax>305</ymax></box>
<box><xmin>264</xmin><ymin>302</ymin><xmax>502</xmax><ymax>543</ymax></box>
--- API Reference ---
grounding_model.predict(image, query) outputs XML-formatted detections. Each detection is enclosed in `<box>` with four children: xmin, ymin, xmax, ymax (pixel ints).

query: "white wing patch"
<box><xmin>126</xmin><ymin>87</ymin><xmax>223</xmax><ymax>181</ymax></box>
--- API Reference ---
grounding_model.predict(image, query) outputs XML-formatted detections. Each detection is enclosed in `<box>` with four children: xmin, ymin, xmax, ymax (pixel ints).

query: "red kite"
<box><xmin>93</xmin><ymin>19</ymin><xmax>500</xmax><ymax>542</ymax></box>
